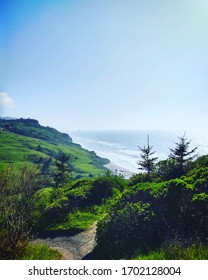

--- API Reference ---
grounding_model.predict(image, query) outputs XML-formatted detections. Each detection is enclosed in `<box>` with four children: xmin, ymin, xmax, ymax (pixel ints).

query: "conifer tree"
<box><xmin>137</xmin><ymin>135</ymin><xmax>158</xmax><ymax>180</ymax></box>
<box><xmin>169</xmin><ymin>132</ymin><xmax>197</xmax><ymax>176</ymax></box>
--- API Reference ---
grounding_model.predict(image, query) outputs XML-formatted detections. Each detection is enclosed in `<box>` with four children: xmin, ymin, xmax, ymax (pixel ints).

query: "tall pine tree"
<box><xmin>137</xmin><ymin>135</ymin><xmax>158</xmax><ymax>181</ymax></box>
<box><xmin>169</xmin><ymin>132</ymin><xmax>197</xmax><ymax>177</ymax></box>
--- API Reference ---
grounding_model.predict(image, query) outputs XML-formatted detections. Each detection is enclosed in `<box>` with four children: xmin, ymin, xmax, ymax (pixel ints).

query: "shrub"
<box><xmin>128</xmin><ymin>173</ymin><xmax>150</xmax><ymax>185</ymax></box>
<box><xmin>90</xmin><ymin>177</ymin><xmax>118</xmax><ymax>204</ymax></box>
<box><xmin>0</xmin><ymin>163</ymin><xmax>40</xmax><ymax>259</ymax></box>
<box><xmin>95</xmin><ymin>177</ymin><xmax>207</xmax><ymax>259</ymax></box>
<box><xmin>95</xmin><ymin>202</ymin><xmax>164</xmax><ymax>259</ymax></box>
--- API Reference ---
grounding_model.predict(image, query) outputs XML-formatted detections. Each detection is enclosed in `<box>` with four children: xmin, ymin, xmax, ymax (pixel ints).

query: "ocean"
<box><xmin>69</xmin><ymin>130</ymin><xmax>208</xmax><ymax>178</ymax></box>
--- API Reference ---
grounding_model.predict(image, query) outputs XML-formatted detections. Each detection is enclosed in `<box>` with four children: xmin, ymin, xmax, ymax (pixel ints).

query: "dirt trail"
<box><xmin>33</xmin><ymin>223</ymin><xmax>97</xmax><ymax>260</ymax></box>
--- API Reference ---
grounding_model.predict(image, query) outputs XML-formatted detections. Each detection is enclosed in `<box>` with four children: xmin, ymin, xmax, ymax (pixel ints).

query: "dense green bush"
<box><xmin>96</xmin><ymin>202</ymin><xmax>162</xmax><ymax>259</ymax></box>
<box><xmin>95</xmin><ymin>175</ymin><xmax>208</xmax><ymax>259</ymax></box>
<box><xmin>128</xmin><ymin>173</ymin><xmax>151</xmax><ymax>185</ymax></box>
<box><xmin>95</xmin><ymin>181</ymin><xmax>168</xmax><ymax>259</ymax></box>
<box><xmin>90</xmin><ymin>178</ymin><xmax>116</xmax><ymax>204</ymax></box>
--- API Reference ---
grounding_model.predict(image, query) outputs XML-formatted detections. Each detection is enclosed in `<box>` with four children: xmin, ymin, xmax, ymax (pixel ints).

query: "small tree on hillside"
<box><xmin>137</xmin><ymin>135</ymin><xmax>158</xmax><ymax>181</ymax></box>
<box><xmin>53</xmin><ymin>153</ymin><xmax>71</xmax><ymax>188</ymax></box>
<box><xmin>169</xmin><ymin>132</ymin><xmax>197</xmax><ymax>177</ymax></box>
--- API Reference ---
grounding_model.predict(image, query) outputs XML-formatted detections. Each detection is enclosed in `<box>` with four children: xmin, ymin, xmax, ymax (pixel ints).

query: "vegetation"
<box><xmin>0</xmin><ymin>118</ymin><xmax>109</xmax><ymax>178</ymax></box>
<box><xmin>95</xmin><ymin>134</ymin><xmax>208</xmax><ymax>260</ymax></box>
<box><xmin>0</xmin><ymin>119</ymin><xmax>208</xmax><ymax>260</ymax></box>
<box><xmin>53</xmin><ymin>153</ymin><xmax>72</xmax><ymax>188</ymax></box>
<box><xmin>32</xmin><ymin>174</ymin><xmax>126</xmax><ymax>234</ymax></box>
<box><xmin>0</xmin><ymin>118</ymin><xmax>72</xmax><ymax>145</ymax></box>
<box><xmin>169</xmin><ymin>132</ymin><xmax>197</xmax><ymax>177</ymax></box>
<box><xmin>95</xmin><ymin>172</ymin><xmax>208</xmax><ymax>259</ymax></box>
<box><xmin>21</xmin><ymin>243</ymin><xmax>62</xmax><ymax>260</ymax></box>
<box><xmin>0</xmin><ymin>163</ymin><xmax>41</xmax><ymax>259</ymax></box>
<box><xmin>137</xmin><ymin>135</ymin><xmax>158</xmax><ymax>180</ymax></box>
<box><xmin>134</xmin><ymin>243</ymin><xmax>208</xmax><ymax>260</ymax></box>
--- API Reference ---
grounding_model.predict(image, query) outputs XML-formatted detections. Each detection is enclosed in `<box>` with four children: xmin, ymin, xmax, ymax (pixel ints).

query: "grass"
<box><xmin>133</xmin><ymin>243</ymin><xmax>208</xmax><ymax>260</ymax></box>
<box><xmin>21</xmin><ymin>243</ymin><xmax>62</xmax><ymax>260</ymax></box>
<box><xmin>65</xmin><ymin>211</ymin><xmax>98</xmax><ymax>230</ymax></box>
<box><xmin>0</xmin><ymin>130</ymin><xmax>107</xmax><ymax>177</ymax></box>
<box><xmin>46</xmin><ymin>201</ymin><xmax>109</xmax><ymax>232</ymax></box>
<box><xmin>164</xmin><ymin>243</ymin><xmax>208</xmax><ymax>260</ymax></box>
<box><xmin>48</xmin><ymin>208</ymin><xmax>103</xmax><ymax>232</ymax></box>
<box><xmin>134</xmin><ymin>250</ymin><xmax>165</xmax><ymax>260</ymax></box>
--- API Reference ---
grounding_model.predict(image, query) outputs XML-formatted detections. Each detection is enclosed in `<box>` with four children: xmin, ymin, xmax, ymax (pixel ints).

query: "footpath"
<box><xmin>33</xmin><ymin>223</ymin><xmax>97</xmax><ymax>260</ymax></box>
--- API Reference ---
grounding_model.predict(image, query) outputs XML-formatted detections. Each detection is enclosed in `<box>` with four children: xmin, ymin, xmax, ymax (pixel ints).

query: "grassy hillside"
<box><xmin>0</xmin><ymin>118</ymin><xmax>109</xmax><ymax>178</ymax></box>
<box><xmin>0</xmin><ymin>118</ymin><xmax>72</xmax><ymax>145</ymax></box>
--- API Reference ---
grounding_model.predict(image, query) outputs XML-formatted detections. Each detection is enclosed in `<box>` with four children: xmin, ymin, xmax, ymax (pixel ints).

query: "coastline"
<box><xmin>104</xmin><ymin>162</ymin><xmax>134</xmax><ymax>179</ymax></box>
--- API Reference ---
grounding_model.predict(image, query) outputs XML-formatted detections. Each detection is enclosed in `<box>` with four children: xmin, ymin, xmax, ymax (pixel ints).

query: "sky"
<box><xmin>1</xmin><ymin>0</ymin><xmax>208</xmax><ymax>132</ymax></box>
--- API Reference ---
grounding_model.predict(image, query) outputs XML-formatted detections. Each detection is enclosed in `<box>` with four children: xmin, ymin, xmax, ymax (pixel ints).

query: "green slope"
<box><xmin>0</xmin><ymin>118</ymin><xmax>72</xmax><ymax>145</ymax></box>
<box><xmin>0</xmin><ymin>119</ymin><xmax>109</xmax><ymax>178</ymax></box>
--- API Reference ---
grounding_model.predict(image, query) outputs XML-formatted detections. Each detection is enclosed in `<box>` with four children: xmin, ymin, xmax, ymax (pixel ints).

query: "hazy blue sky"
<box><xmin>1</xmin><ymin>0</ymin><xmax>208</xmax><ymax>132</ymax></box>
